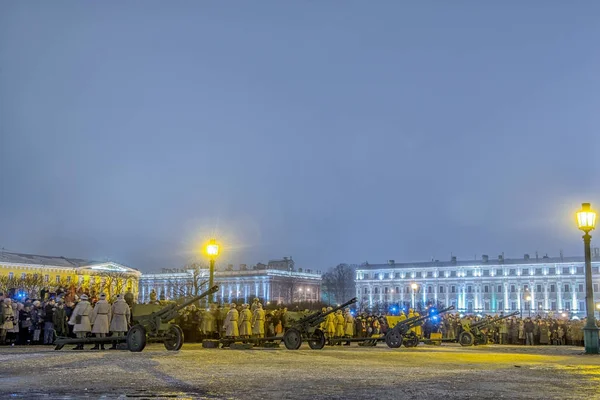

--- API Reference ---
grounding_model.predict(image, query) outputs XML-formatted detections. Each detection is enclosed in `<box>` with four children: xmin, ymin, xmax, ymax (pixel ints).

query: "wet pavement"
<box><xmin>1</xmin><ymin>343</ymin><xmax>599</xmax><ymax>399</ymax></box>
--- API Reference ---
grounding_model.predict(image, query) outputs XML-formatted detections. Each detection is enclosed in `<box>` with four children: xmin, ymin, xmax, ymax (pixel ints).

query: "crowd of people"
<box><xmin>0</xmin><ymin>290</ymin><xmax>135</xmax><ymax>349</ymax></box>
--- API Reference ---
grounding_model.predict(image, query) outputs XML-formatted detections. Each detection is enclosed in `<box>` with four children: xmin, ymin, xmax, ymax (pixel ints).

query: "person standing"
<box><xmin>109</xmin><ymin>294</ymin><xmax>130</xmax><ymax>350</ymax></box>
<box><xmin>223</xmin><ymin>303</ymin><xmax>239</xmax><ymax>339</ymax></box>
<box><xmin>524</xmin><ymin>317</ymin><xmax>535</xmax><ymax>346</ymax></box>
<box><xmin>335</xmin><ymin>310</ymin><xmax>345</xmax><ymax>338</ymax></box>
<box><xmin>251</xmin><ymin>303</ymin><xmax>265</xmax><ymax>339</ymax></box>
<box><xmin>43</xmin><ymin>299</ymin><xmax>56</xmax><ymax>345</ymax></box>
<box><xmin>1</xmin><ymin>298</ymin><xmax>14</xmax><ymax>344</ymax></box>
<box><xmin>53</xmin><ymin>301</ymin><xmax>68</xmax><ymax>338</ymax></box>
<box><xmin>68</xmin><ymin>294</ymin><xmax>92</xmax><ymax>350</ymax></box>
<box><xmin>239</xmin><ymin>304</ymin><xmax>252</xmax><ymax>339</ymax></box>
<box><xmin>90</xmin><ymin>293</ymin><xmax>111</xmax><ymax>350</ymax></box>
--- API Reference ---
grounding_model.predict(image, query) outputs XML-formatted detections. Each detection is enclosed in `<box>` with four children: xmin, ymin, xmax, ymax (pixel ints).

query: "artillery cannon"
<box><xmin>384</xmin><ymin>306</ymin><xmax>455</xmax><ymax>348</ymax></box>
<box><xmin>283</xmin><ymin>297</ymin><xmax>358</xmax><ymax>350</ymax></box>
<box><xmin>127</xmin><ymin>285</ymin><xmax>219</xmax><ymax>352</ymax></box>
<box><xmin>458</xmin><ymin>311</ymin><xmax>520</xmax><ymax>346</ymax></box>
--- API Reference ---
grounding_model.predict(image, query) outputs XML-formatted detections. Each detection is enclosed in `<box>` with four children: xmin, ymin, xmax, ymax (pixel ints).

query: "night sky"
<box><xmin>1</xmin><ymin>1</ymin><xmax>599</xmax><ymax>272</ymax></box>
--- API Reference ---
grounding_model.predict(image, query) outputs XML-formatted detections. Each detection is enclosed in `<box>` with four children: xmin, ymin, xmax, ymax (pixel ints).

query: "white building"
<box><xmin>355</xmin><ymin>252</ymin><xmax>600</xmax><ymax>316</ymax></box>
<box><xmin>139</xmin><ymin>257</ymin><xmax>322</xmax><ymax>305</ymax></box>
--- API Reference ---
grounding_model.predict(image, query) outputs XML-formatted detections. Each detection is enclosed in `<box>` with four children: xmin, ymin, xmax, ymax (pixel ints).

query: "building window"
<box><xmin>535</xmin><ymin>268</ymin><xmax>542</xmax><ymax>275</ymax></box>
<box><xmin>384</xmin><ymin>273</ymin><xmax>389</xmax><ymax>279</ymax></box>
<box><xmin>483</xmin><ymin>285</ymin><xmax>489</xmax><ymax>293</ymax></box>
<box><xmin>565</xmin><ymin>301</ymin><xmax>571</xmax><ymax>310</ymax></box>
<box><xmin>482</xmin><ymin>269</ymin><xmax>490</xmax><ymax>277</ymax></box>
<box><xmin>395</xmin><ymin>273</ymin><xmax>401</xmax><ymax>279</ymax></box>
<box><xmin>579</xmin><ymin>301</ymin><xmax>585</xmax><ymax>311</ymax></box>
<box><xmin>576</xmin><ymin>266</ymin><xmax>584</xmax><ymax>274</ymax></box>
<box><xmin>549</xmin><ymin>267</ymin><xmax>556</xmax><ymax>275</ymax></box>
<box><xmin>511</xmin><ymin>302</ymin><xmax>517</xmax><ymax>311</ymax></box>
<box><xmin>374</xmin><ymin>287</ymin><xmax>379</xmax><ymax>294</ymax></box>
<box><xmin>467</xmin><ymin>285</ymin><xmax>472</xmax><ymax>293</ymax></box>
<box><xmin>56</xmin><ymin>275</ymin><xmax>60</xmax><ymax>283</ymax></box>
<box><xmin>384</xmin><ymin>287</ymin><xmax>389</xmax><ymax>294</ymax></box>
<box><xmin>562</xmin><ymin>267</ymin><xmax>570</xmax><ymax>275</ymax></box>
<box><xmin>416</xmin><ymin>272</ymin><xmax>422</xmax><ymax>278</ymax></box>
<box><xmin>564</xmin><ymin>284</ymin><xmax>570</xmax><ymax>293</ymax></box>
<box><xmin>551</xmin><ymin>301</ymin><xmax>556</xmax><ymax>310</ymax></box>
<box><xmin>21</xmin><ymin>273</ymin><xmax>26</xmax><ymax>279</ymax></box>
<box><xmin>451</xmin><ymin>285</ymin><xmax>456</xmax><ymax>293</ymax></box>
<box><xmin>364</xmin><ymin>274</ymin><xmax>370</xmax><ymax>280</ymax></box>
<box><xmin>510</xmin><ymin>285</ymin><xmax>515</xmax><ymax>293</ymax></box>
<box><xmin>439</xmin><ymin>286</ymin><xmax>444</xmax><ymax>294</ymax></box>
<box><xmin>395</xmin><ymin>286</ymin><xmax>399</xmax><ymax>293</ymax></box>
<box><xmin>594</xmin><ymin>283</ymin><xmax>599</xmax><ymax>292</ymax></box>
<box><xmin>44</xmin><ymin>275</ymin><xmax>49</xmax><ymax>282</ymax></box>
<box><xmin>509</xmin><ymin>269</ymin><xmax>516</xmax><ymax>276</ymax></box>
<box><xmin>450</xmin><ymin>271</ymin><xmax>457</xmax><ymax>277</ymax></box>
<box><xmin>8</xmin><ymin>272</ymin><xmax>14</xmax><ymax>279</ymax></box>
<box><xmin>428</xmin><ymin>286</ymin><xmax>433</xmax><ymax>294</ymax></box>
<box><xmin>498</xmin><ymin>301</ymin><xmax>503</xmax><ymax>310</ymax></box>
<box><xmin>496</xmin><ymin>269</ymin><xmax>503</xmax><ymax>276</ymax></box>
<box><xmin>428</xmin><ymin>271</ymin><xmax>433</xmax><ymax>278</ymax></box>
<box><xmin>522</xmin><ymin>268</ymin><xmax>529</xmax><ymax>275</ymax></box>
<box><xmin>550</xmin><ymin>284</ymin><xmax>555</xmax><ymax>293</ymax></box>
<box><xmin>364</xmin><ymin>288</ymin><xmax>368</xmax><ymax>294</ymax></box>
<box><xmin>497</xmin><ymin>285</ymin><xmax>502</xmax><ymax>293</ymax></box>
<box><xmin>536</xmin><ymin>284</ymin><xmax>542</xmax><ymax>293</ymax></box>
<box><xmin>578</xmin><ymin>284</ymin><xmax>584</xmax><ymax>293</ymax></box>
<box><xmin>466</xmin><ymin>270</ymin><xmax>473</xmax><ymax>277</ymax></box>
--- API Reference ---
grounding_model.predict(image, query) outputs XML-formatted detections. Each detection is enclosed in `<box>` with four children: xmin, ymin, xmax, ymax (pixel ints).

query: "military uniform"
<box><xmin>109</xmin><ymin>295</ymin><xmax>131</xmax><ymax>349</ymax></box>
<box><xmin>90</xmin><ymin>294</ymin><xmax>111</xmax><ymax>350</ymax></box>
<box><xmin>68</xmin><ymin>295</ymin><xmax>92</xmax><ymax>350</ymax></box>
<box><xmin>224</xmin><ymin>303</ymin><xmax>239</xmax><ymax>338</ymax></box>
<box><xmin>239</xmin><ymin>304</ymin><xmax>252</xmax><ymax>338</ymax></box>
<box><xmin>335</xmin><ymin>310</ymin><xmax>345</xmax><ymax>337</ymax></box>
<box><xmin>252</xmin><ymin>303</ymin><xmax>265</xmax><ymax>338</ymax></box>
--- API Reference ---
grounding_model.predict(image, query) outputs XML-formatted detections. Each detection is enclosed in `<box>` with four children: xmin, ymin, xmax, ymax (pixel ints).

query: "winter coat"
<box><xmin>224</xmin><ymin>308</ymin><xmax>239</xmax><ymax>337</ymax></box>
<box><xmin>335</xmin><ymin>313</ymin><xmax>345</xmax><ymax>337</ymax></box>
<box><xmin>344</xmin><ymin>313</ymin><xmax>354</xmax><ymax>337</ymax></box>
<box><xmin>53</xmin><ymin>307</ymin><xmax>68</xmax><ymax>336</ymax></box>
<box><xmin>539</xmin><ymin>325</ymin><xmax>550</xmax><ymax>344</ymax></box>
<box><xmin>1</xmin><ymin>303</ymin><xmax>14</xmax><ymax>330</ymax></box>
<box><xmin>251</xmin><ymin>308</ymin><xmax>265</xmax><ymax>336</ymax></box>
<box><xmin>239</xmin><ymin>308</ymin><xmax>252</xmax><ymax>336</ymax></box>
<box><xmin>69</xmin><ymin>300</ymin><xmax>92</xmax><ymax>333</ymax></box>
<box><xmin>109</xmin><ymin>299</ymin><xmax>130</xmax><ymax>333</ymax></box>
<box><xmin>91</xmin><ymin>300</ymin><xmax>111</xmax><ymax>334</ymax></box>
<box><xmin>9</xmin><ymin>304</ymin><xmax>19</xmax><ymax>333</ymax></box>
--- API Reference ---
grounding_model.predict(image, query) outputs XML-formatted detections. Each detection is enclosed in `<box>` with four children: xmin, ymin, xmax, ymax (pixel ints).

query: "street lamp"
<box><xmin>526</xmin><ymin>295</ymin><xmax>532</xmax><ymax>317</ymax></box>
<box><xmin>411</xmin><ymin>283</ymin><xmax>418</xmax><ymax>309</ymax></box>
<box><xmin>576</xmin><ymin>202</ymin><xmax>599</xmax><ymax>354</ymax></box>
<box><xmin>205</xmin><ymin>239</ymin><xmax>219</xmax><ymax>303</ymax></box>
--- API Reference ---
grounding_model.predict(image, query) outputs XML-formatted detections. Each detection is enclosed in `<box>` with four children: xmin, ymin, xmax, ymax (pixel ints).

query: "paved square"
<box><xmin>1</xmin><ymin>344</ymin><xmax>599</xmax><ymax>399</ymax></box>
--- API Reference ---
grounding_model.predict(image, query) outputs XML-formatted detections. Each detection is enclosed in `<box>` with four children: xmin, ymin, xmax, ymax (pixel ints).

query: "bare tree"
<box><xmin>322</xmin><ymin>264</ymin><xmax>356</xmax><ymax>305</ymax></box>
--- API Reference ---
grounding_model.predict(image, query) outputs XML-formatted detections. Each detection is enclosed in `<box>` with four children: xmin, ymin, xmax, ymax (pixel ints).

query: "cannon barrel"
<box><xmin>470</xmin><ymin>311</ymin><xmax>520</xmax><ymax>328</ymax></box>
<box><xmin>392</xmin><ymin>306</ymin><xmax>455</xmax><ymax>331</ymax></box>
<box><xmin>155</xmin><ymin>285</ymin><xmax>219</xmax><ymax>321</ymax></box>
<box><xmin>295</xmin><ymin>297</ymin><xmax>358</xmax><ymax>328</ymax></box>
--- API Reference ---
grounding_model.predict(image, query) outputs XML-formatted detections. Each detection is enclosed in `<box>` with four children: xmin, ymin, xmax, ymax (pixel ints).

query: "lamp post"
<box><xmin>576</xmin><ymin>202</ymin><xmax>599</xmax><ymax>354</ymax></box>
<box><xmin>411</xmin><ymin>283</ymin><xmax>418</xmax><ymax>309</ymax></box>
<box><xmin>205</xmin><ymin>239</ymin><xmax>219</xmax><ymax>303</ymax></box>
<box><xmin>526</xmin><ymin>295</ymin><xmax>532</xmax><ymax>317</ymax></box>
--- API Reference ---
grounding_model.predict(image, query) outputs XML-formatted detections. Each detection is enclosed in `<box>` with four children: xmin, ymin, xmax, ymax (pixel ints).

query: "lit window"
<box><xmin>56</xmin><ymin>275</ymin><xmax>60</xmax><ymax>283</ymax></box>
<box><xmin>8</xmin><ymin>272</ymin><xmax>14</xmax><ymax>279</ymax></box>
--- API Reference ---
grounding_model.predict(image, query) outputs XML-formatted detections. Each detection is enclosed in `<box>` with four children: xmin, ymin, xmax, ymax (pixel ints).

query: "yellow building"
<box><xmin>0</xmin><ymin>251</ymin><xmax>141</xmax><ymax>301</ymax></box>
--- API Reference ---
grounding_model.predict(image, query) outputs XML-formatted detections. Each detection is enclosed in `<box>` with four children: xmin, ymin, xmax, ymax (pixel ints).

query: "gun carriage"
<box><xmin>458</xmin><ymin>311</ymin><xmax>520</xmax><ymax>346</ymax></box>
<box><xmin>384</xmin><ymin>306</ymin><xmax>455</xmax><ymax>348</ymax></box>
<box><xmin>282</xmin><ymin>297</ymin><xmax>358</xmax><ymax>350</ymax></box>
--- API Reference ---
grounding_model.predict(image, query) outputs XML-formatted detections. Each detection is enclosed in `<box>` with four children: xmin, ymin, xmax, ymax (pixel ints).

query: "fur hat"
<box><xmin>116</xmin><ymin>294</ymin><xmax>123</xmax><ymax>300</ymax></box>
<box><xmin>230</xmin><ymin>303</ymin><xmax>236</xmax><ymax>308</ymax></box>
<box><xmin>80</xmin><ymin>294</ymin><xmax>89</xmax><ymax>301</ymax></box>
<box><xmin>99</xmin><ymin>293</ymin><xmax>106</xmax><ymax>299</ymax></box>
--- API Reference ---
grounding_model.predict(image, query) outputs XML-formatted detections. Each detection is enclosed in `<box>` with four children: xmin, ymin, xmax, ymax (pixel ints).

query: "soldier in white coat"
<box><xmin>223</xmin><ymin>303</ymin><xmax>239</xmax><ymax>338</ymax></box>
<box><xmin>239</xmin><ymin>304</ymin><xmax>252</xmax><ymax>338</ymax></box>
<box><xmin>251</xmin><ymin>303</ymin><xmax>265</xmax><ymax>338</ymax></box>
<box><xmin>68</xmin><ymin>294</ymin><xmax>92</xmax><ymax>350</ymax></box>
<box><xmin>90</xmin><ymin>293</ymin><xmax>111</xmax><ymax>350</ymax></box>
<box><xmin>109</xmin><ymin>294</ymin><xmax>131</xmax><ymax>350</ymax></box>
<box><xmin>0</xmin><ymin>298</ymin><xmax>14</xmax><ymax>344</ymax></box>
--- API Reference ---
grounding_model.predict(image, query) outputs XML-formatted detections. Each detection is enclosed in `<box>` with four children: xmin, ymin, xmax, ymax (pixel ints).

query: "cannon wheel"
<box><xmin>459</xmin><ymin>331</ymin><xmax>474</xmax><ymax>347</ymax></box>
<box><xmin>127</xmin><ymin>324</ymin><xmax>147</xmax><ymax>352</ymax></box>
<box><xmin>385</xmin><ymin>330</ymin><xmax>403</xmax><ymax>348</ymax></box>
<box><xmin>475</xmin><ymin>333</ymin><xmax>488</xmax><ymax>346</ymax></box>
<box><xmin>403</xmin><ymin>333</ymin><xmax>419</xmax><ymax>348</ymax></box>
<box><xmin>283</xmin><ymin>328</ymin><xmax>302</xmax><ymax>350</ymax></box>
<box><xmin>307</xmin><ymin>329</ymin><xmax>326</xmax><ymax>350</ymax></box>
<box><xmin>164</xmin><ymin>324</ymin><xmax>184</xmax><ymax>351</ymax></box>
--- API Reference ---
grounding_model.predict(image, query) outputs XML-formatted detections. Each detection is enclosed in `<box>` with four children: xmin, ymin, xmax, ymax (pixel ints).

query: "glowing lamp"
<box><xmin>576</xmin><ymin>203</ymin><xmax>597</xmax><ymax>232</ymax></box>
<box><xmin>206</xmin><ymin>239</ymin><xmax>220</xmax><ymax>257</ymax></box>
<box><xmin>411</xmin><ymin>283</ymin><xmax>418</xmax><ymax>290</ymax></box>
<box><xmin>526</xmin><ymin>296</ymin><xmax>531</xmax><ymax>301</ymax></box>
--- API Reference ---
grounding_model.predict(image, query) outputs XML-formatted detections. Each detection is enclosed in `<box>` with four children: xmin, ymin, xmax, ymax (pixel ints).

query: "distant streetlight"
<box><xmin>526</xmin><ymin>295</ymin><xmax>532</xmax><ymax>317</ymax></box>
<box><xmin>576</xmin><ymin>203</ymin><xmax>599</xmax><ymax>354</ymax></box>
<box><xmin>411</xmin><ymin>283</ymin><xmax>418</xmax><ymax>309</ymax></box>
<box><xmin>205</xmin><ymin>239</ymin><xmax>220</xmax><ymax>303</ymax></box>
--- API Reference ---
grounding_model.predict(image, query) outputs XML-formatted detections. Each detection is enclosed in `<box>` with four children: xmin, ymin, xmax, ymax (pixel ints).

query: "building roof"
<box><xmin>0</xmin><ymin>251</ymin><xmax>139</xmax><ymax>274</ymax></box>
<box><xmin>356</xmin><ymin>256</ymin><xmax>597</xmax><ymax>270</ymax></box>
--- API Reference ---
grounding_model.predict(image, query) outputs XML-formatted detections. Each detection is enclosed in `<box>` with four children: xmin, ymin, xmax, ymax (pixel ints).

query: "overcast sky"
<box><xmin>1</xmin><ymin>1</ymin><xmax>599</xmax><ymax>272</ymax></box>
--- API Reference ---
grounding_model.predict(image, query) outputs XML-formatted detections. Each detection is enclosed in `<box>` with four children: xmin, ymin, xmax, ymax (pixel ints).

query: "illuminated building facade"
<box><xmin>355</xmin><ymin>252</ymin><xmax>600</xmax><ymax>316</ymax></box>
<box><xmin>0</xmin><ymin>251</ymin><xmax>141</xmax><ymax>300</ymax></box>
<box><xmin>139</xmin><ymin>257</ymin><xmax>322</xmax><ymax>305</ymax></box>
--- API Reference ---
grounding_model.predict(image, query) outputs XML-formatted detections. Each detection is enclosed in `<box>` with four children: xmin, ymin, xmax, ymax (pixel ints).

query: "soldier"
<box><xmin>344</xmin><ymin>310</ymin><xmax>354</xmax><ymax>344</ymax></box>
<box><xmin>250</xmin><ymin>298</ymin><xmax>259</xmax><ymax>313</ymax></box>
<box><xmin>109</xmin><ymin>294</ymin><xmax>130</xmax><ymax>350</ymax></box>
<box><xmin>90</xmin><ymin>293</ymin><xmax>111</xmax><ymax>350</ymax></box>
<box><xmin>203</xmin><ymin>304</ymin><xmax>217</xmax><ymax>339</ymax></box>
<box><xmin>149</xmin><ymin>289</ymin><xmax>157</xmax><ymax>304</ymax></box>
<box><xmin>252</xmin><ymin>303</ymin><xmax>265</xmax><ymax>339</ymax></box>
<box><xmin>239</xmin><ymin>304</ymin><xmax>252</xmax><ymax>339</ymax></box>
<box><xmin>325</xmin><ymin>307</ymin><xmax>336</xmax><ymax>340</ymax></box>
<box><xmin>319</xmin><ymin>307</ymin><xmax>328</xmax><ymax>331</ymax></box>
<box><xmin>1</xmin><ymin>298</ymin><xmax>14</xmax><ymax>344</ymax></box>
<box><xmin>280</xmin><ymin>307</ymin><xmax>289</xmax><ymax>333</ymax></box>
<box><xmin>68</xmin><ymin>294</ymin><xmax>92</xmax><ymax>350</ymax></box>
<box><xmin>53</xmin><ymin>300</ymin><xmax>68</xmax><ymax>337</ymax></box>
<box><xmin>335</xmin><ymin>310</ymin><xmax>345</xmax><ymax>338</ymax></box>
<box><xmin>223</xmin><ymin>303</ymin><xmax>239</xmax><ymax>338</ymax></box>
